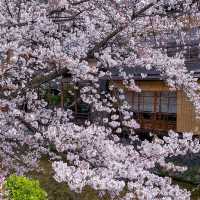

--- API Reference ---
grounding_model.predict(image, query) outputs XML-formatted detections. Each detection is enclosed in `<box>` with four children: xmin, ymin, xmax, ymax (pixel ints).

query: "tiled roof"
<box><xmin>109</xmin><ymin>27</ymin><xmax>200</xmax><ymax>80</ymax></box>
<box><xmin>109</xmin><ymin>65</ymin><xmax>200</xmax><ymax>81</ymax></box>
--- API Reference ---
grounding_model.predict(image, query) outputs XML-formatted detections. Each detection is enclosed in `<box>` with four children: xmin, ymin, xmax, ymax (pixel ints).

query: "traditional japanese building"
<box><xmin>110</xmin><ymin>71</ymin><xmax>200</xmax><ymax>135</ymax></box>
<box><xmin>109</xmin><ymin>27</ymin><xmax>200</xmax><ymax>134</ymax></box>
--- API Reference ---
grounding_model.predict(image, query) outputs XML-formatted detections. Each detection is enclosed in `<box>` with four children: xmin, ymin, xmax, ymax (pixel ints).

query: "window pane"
<box><xmin>168</xmin><ymin>98</ymin><xmax>176</xmax><ymax>113</ymax></box>
<box><xmin>168</xmin><ymin>104</ymin><xmax>176</xmax><ymax>113</ymax></box>
<box><xmin>156</xmin><ymin>96</ymin><xmax>160</xmax><ymax>112</ymax></box>
<box><xmin>139</xmin><ymin>93</ymin><xmax>143</xmax><ymax>111</ymax></box>
<box><xmin>126</xmin><ymin>92</ymin><xmax>133</xmax><ymax>106</ymax></box>
<box><xmin>137</xmin><ymin>92</ymin><xmax>154</xmax><ymax>112</ymax></box>
<box><xmin>143</xmin><ymin>92</ymin><xmax>154</xmax><ymax>97</ymax></box>
<box><xmin>159</xmin><ymin>92</ymin><xmax>177</xmax><ymax>113</ymax></box>
<box><xmin>160</xmin><ymin>96</ymin><xmax>168</xmax><ymax>113</ymax></box>
<box><xmin>169</xmin><ymin>97</ymin><xmax>176</xmax><ymax>104</ymax></box>
<box><xmin>161</xmin><ymin>91</ymin><xmax>169</xmax><ymax>97</ymax></box>
<box><xmin>160</xmin><ymin>103</ymin><xmax>168</xmax><ymax>113</ymax></box>
<box><xmin>144</xmin><ymin>96</ymin><xmax>153</xmax><ymax>112</ymax></box>
<box><xmin>133</xmin><ymin>93</ymin><xmax>139</xmax><ymax>111</ymax></box>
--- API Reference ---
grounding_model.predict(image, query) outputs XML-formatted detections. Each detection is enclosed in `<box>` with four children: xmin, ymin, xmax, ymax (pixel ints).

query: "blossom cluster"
<box><xmin>0</xmin><ymin>0</ymin><xmax>200</xmax><ymax>199</ymax></box>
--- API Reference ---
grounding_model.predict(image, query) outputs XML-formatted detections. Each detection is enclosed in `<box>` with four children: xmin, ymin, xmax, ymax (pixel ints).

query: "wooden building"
<box><xmin>106</xmin><ymin>26</ymin><xmax>200</xmax><ymax>135</ymax></box>
<box><xmin>111</xmin><ymin>79</ymin><xmax>200</xmax><ymax>135</ymax></box>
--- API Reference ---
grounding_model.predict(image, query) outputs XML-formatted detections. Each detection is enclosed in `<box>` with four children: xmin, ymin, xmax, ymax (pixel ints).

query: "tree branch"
<box><xmin>88</xmin><ymin>1</ymin><xmax>159</xmax><ymax>57</ymax></box>
<box><xmin>15</xmin><ymin>116</ymin><xmax>41</xmax><ymax>134</ymax></box>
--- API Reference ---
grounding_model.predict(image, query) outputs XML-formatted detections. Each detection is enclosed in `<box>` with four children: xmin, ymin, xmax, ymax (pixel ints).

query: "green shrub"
<box><xmin>5</xmin><ymin>175</ymin><xmax>47</xmax><ymax>200</ymax></box>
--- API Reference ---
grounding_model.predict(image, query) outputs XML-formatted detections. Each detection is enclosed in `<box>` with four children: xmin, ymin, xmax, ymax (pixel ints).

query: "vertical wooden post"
<box><xmin>153</xmin><ymin>92</ymin><xmax>158</xmax><ymax>130</ymax></box>
<box><xmin>48</xmin><ymin>82</ymin><xmax>51</xmax><ymax>106</ymax></box>
<box><xmin>167</xmin><ymin>92</ymin><xmax>170</xmax><ymax>130</ymax></box>
<box><xmin>154</xmin><ymin>92</ymin><xmax>157</xmax><ymax>113</ymax></box>
<box><xmin>75</xmin><ymin>83</ymin><xmax>78</xmax><ymax>116</ymax></box>
<box><xmin>61</xmin><ymin>77</ymin><xmax>64</xmax><ymax>110</ymax></box>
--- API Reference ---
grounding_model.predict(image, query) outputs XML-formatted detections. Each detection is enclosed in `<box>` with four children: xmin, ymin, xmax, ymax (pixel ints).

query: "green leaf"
<box><xmin>5</xmin><ymin>175</ymin><xmax>47</xmax><ymax>200</ymax></box>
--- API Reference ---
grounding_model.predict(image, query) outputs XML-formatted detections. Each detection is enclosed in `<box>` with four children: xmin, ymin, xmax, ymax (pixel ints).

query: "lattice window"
<box><xmin>125</xmin><ymin>91</ymin><xmax>177</xmax><ymax>131</ymax></box>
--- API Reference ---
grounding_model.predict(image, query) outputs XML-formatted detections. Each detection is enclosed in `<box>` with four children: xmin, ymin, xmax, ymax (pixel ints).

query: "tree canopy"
<box><xmin>1</xmin><ymin>0</ymin><xmax>200</xmax><ymax>199</ymax></box>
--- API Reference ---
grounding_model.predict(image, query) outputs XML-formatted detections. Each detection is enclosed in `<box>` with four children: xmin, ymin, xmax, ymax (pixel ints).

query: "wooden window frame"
<box><xmin>130</xmin><ymin>91</ymin><xmax>177</xmax><ymax>132</ymax></box>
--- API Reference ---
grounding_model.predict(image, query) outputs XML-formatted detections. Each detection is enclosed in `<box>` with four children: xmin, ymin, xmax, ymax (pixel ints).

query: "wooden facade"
<box><xmin>111</xmin><ymin>80</ymin><xmax>200</xmax><ymax>135</ymax></box>
<box><xmin>177</xmin><ymin>91</ymin><xmax>200</xmax><ymax>134</ymax></box>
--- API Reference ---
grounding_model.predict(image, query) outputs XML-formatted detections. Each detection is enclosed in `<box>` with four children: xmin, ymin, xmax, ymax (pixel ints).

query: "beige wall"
<box><xmin>177</xmin><ymin>91</ymin><xmax>200</xmax><ymax>134</ymax></box>
<box><xmin>111</xmin><ymin>80</ymin><xmax>169</xmax><ymax>92</ymax></box>
<box><xmin>136</xmin><ymin>80</ymin><xmax>169</xmax><ymax>91</ymax></box>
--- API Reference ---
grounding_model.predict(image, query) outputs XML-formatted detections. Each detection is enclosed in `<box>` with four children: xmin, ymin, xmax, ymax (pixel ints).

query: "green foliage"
<box><xmin>49</xmin><ymin>95</ymin><xmax>61</xmax><ymax>105</ymax></box>
<box><xmin>5</xmin><ymin>175</ymin><xmax>47</xmax><ymax>200</ymax></box>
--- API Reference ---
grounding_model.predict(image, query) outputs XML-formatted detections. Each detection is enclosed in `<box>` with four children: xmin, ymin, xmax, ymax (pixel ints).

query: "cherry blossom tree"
<box><xmin>1</xmin><ymin>0</ymin><xmax>200</xmax><ymax>199</ymax></box>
